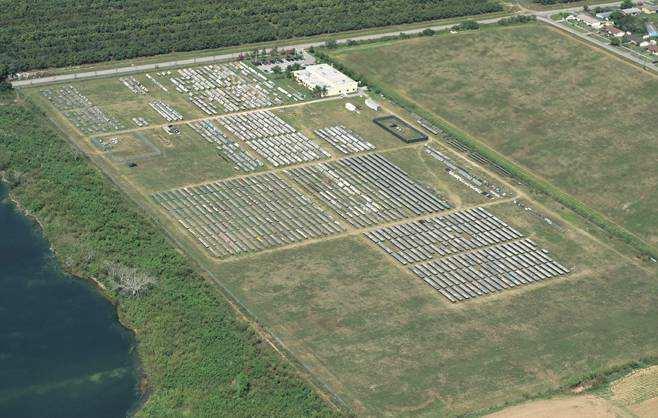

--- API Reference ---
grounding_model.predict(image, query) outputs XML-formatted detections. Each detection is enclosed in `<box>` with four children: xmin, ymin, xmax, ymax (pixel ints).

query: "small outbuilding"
<box><xmin>596</xmin><ymin>11</ymin><xmax>614</xmax><ymax>20</ymax></box>
<box><xmin>575</xmin><ymin>13</ymin><xmax>603</xmax><ymax>29</ymax></box>
<box><xmin>642</xmin><ymin>5</ymin><xmax>658</xmax><ymax>14</ymax></box>
<box><xmin>365</xmin><ymin>98</ymin><xmax>381</xmax><ymax>111</ymax></box>
<box><xmin>621</xmin><ymin>7</ymin><xmax>641</xmax><ymax>16</ymax></box>
<box><xmin>606</xmin><ymin>26</ymin><xmax>626</xmax><ymax>37</ymax></box>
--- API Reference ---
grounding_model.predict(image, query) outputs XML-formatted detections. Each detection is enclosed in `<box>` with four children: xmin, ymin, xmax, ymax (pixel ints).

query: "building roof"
<box><xmin>576</xmin><ymin>13</ymin><xmax>600</xmax><ymax>24</ymax></box>
<box><xmin>293</xmin><ymin>64</ymin><xmax>356</xmax><ymax>90</ymax></box>
<box><xmin>629</xmin><ymin>34</ymin><xmax>644</xmax><ymax>43</ymax></box>
<box><xmin>646</xmin><ymin>22</ymin><xmax>658</xmax><ymax>36</ymax></box>
<box><xmin>621</xmin><ymin>7</ymin><xmax>641</xmax><ymax>15</ymax></box>
<box><xmin>596</xmin><ymin>11</ymin><xmax>614</xmax><ymax>19</ymax></box>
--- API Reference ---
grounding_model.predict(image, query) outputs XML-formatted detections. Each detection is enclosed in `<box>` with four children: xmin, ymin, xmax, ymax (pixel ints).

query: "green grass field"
<box><xmin>381</xmin><ymin>144</ymin><xmax>500</xmax><ymax>207</ymax></box>
<box><xmin>17</xmin><ymin>36</ymin><xmax>658</xmax><ymax>416</ymax></box>
<box><xmin>103</xmin><ymin>126</ymin><xmax>245</xmax><ymax>193</ymax></box>
<box><xmin>275</xmin><ymin>98</ymin><xmax>402</xmax><ymax>154</ymax></box>
<box><xmin>213</xmin><ymin>199</ymin><xmax>657</xmax><ymax>415</ymax></box>
<box><xmin>327</xmin><ymin>24</ymin><xmax>658</xmax><ymax>248</ymax></box>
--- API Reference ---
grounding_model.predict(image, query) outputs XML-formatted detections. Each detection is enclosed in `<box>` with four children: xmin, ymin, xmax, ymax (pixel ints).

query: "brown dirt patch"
<box><xmin>486</xmin><ymin>395</ymin><xmax>626</xmax><ymax>418</ymax></box>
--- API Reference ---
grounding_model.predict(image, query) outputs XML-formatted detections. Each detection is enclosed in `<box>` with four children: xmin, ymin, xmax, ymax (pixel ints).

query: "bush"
<box><xmin>454</xmin><ymin>20</ymin><xmax>480</xmax><ymax>31</ymax></box>
<box><xmin>498</xmin><ymin>15</ymin><xmax>537</xmax><ymax>26</ymax></box>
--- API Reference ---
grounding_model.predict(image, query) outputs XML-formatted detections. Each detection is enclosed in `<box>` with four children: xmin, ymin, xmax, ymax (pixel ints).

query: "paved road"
<box><xmin>15</xmin><ymin>1</ymin><xmax>644</xmax><ymax>88</ymax></box>
<box><xmin>9</xmin><ymin>17</ymin><xmax>511</xmax><ymax>87</ymax></box>
<box><xmin>538</xmin><ymin>16</ymin><xmax>657</xmax><ymax>72</ymax></box>
<box><xmin>528</xmin><ymin>1</ymin><xmax>621</xmax><ymax>17</ymax></box>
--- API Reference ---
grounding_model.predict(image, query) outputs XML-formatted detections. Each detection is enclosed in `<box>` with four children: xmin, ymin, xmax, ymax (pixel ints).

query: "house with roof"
<box><xmin>621</xmin><ymin>7</ymin><xmax>642</xmax><ymax>15</ymax></box>
<box><xmin>629</xmin><ymin>34</ymin><xmax>644</xmax><ymax>45</ymax></box>
<box><xmin>606</xmin><ymin>26</ymin><xmax>626</xmax><ymax>37</ymax></box>
<box><xmin>642</xmin><ymin>4</ymin><xmax>658</xmax><ymax>14</ymax></box>
<box><xmin>293</xmin><ymin>64</ymin><xmax>358</xmax><ymax>96</ymax></box>
<box><xmin>596</xmin><ymin>11</ymin><xmax>614</xmax><ymax>20</ymax></box>
<box><xmin>574</xmin><ymin>13</ymin><xmax>603</xmax><ymax>28</ymax></box>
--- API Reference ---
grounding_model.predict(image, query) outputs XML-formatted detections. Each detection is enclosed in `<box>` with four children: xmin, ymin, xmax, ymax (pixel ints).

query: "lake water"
<box><xmin>0</xmin><ymin>184</ymin><xmax>139</xmax><ymax>417</ymax></box>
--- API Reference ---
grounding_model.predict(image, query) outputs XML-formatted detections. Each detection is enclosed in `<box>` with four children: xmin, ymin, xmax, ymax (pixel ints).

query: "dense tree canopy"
<box><xmin>610</xmin><ymin>11</ymin><xmax>650</xmax><ymax>34</ymax></box>
<box><xmin>0</xmin><ymin>0</ymin><xmax>501</xmax><ymax>77</ymax></box>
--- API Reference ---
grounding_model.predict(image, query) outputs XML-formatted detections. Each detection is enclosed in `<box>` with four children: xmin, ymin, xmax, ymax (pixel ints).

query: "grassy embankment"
<box><xmin>0</xmin><ymin>90</ymin><xmax>339</xmax><ymax>417</ymax></box>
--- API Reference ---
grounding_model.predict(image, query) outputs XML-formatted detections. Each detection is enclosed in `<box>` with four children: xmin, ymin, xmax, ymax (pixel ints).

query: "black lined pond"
<box><xmin>0</xmin><ymin>184</ymin><xmax>139</xmax><ymax>417</ymax></box>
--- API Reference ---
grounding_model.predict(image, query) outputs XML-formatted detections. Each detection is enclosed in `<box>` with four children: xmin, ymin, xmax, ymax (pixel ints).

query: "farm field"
<box><xmin>488</xmin><ymin>364</ymin><xmax>658</xmax><ymax>418</ymax></box>
<box><xmin>19</xmin><ymin>41</ymin><xmax>658</xmax><ymax>416</ymax></box>
<box><xmin>326</xmin><ymin>23</ymin><xmax>658</xmax><ymax>248</ymax></box>
<box><xmin>213</xmin><ymin>200</ymin><xmax>657</xmax><ymax>415</ymax></box>
<box><xmin>94</xmin><ymin>126</ymin><xmax>246</xmax><ymax>193</ymax></box>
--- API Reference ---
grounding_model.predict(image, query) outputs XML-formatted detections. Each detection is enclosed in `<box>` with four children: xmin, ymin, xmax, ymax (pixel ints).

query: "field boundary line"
<box><xmin>313</xmin><ymin>39</ymin><xmax>658</xmax><ymax>261</ymax></box>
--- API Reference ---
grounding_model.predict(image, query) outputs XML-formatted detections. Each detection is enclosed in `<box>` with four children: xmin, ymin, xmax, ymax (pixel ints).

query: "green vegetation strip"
<box><xmin>0</xmin><ymin>91</ymin><xmax>337</xmax><ymax>417</ymax></box>
<box><xmin>27</xmin><ymin>10</ymin><xmax>513</xmax><ymax>79</ymax></box>
<box><xmin>314</xmin><ymin>35</ymin><xmax>658</xmax><ymax>261</ymax></box>
<box><xmin>1</xmin><ymin>0</ymin><xmax>502</xmax><ymax>79</ymax></box>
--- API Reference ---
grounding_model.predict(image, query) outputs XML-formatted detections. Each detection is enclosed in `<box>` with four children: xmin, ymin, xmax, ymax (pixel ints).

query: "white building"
<box><xmin>621</xmin><ymin>7</ymin><xmax>641</xmax><ymax>16</ymax></box>
<box><xmin>365</xmin><ymin>98</ymin><xmax>381</xmax><ymax>111</ymax></box>
<box><xmin>574</xmin><ymin>13</ymin><xmax>603</xmax><ymax>29</ymax></box>
<box><xmin>293</xmin><ymin>64</ymin><xmax>358</xmax><ymax>96</ymax></box>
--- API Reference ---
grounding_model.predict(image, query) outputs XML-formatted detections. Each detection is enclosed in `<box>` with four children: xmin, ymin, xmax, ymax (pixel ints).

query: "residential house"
<box><xmin>596</xmin><ymin>11</ymin><xmax>614</xmax><ymax>20</ymax></box>
<box><xmin>641</xmin><ymin>4</ymin><xmax>658</xmax><ymax>14</ymax></box>
<box><xmin>606</xmin><ymin>26</ymin><xmax>626</xmax><ymax>37</ymax></box>
<box><xmin>575</xmin><ymin>13</ymin><xmax>603</xmax><ymax>28</ymax></box>
<box><xmin>629</xmin><ymin>34</ymin><xmax>644</xmax><ymax>45</ymax></box>
<box><xmin>621</xmin><ymin>7</ymin><xmax>642</xmax><ymax>15</ymax></box>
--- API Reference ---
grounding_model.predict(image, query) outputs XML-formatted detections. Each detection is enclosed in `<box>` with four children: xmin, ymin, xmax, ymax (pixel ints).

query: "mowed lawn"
<box><xmin>328</xmin><ymin>24</ymin><xmax>658</xmax><ymax>247</ymax></box>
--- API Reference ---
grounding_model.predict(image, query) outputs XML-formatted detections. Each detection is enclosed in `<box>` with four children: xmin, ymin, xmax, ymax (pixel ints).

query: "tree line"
<box><xmin>0</xmin><ymin>0</ymin><xmax>502</xmax><ymax>81</ymax></box>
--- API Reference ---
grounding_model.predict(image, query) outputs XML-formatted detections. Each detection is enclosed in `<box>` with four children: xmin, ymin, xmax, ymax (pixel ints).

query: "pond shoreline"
<box><xmin>1</xmin><ymin>179</ymin><xmax>148</xmax><ymax>416</ymax></box>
